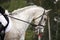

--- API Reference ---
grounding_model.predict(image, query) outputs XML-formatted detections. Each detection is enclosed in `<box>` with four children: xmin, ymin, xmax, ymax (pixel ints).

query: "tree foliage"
<box><xmin>0</xmin><ymin>0</ymin><xmax>10</xmax><ymax>3</ymax></box>
<box><xmin>41</xmin><ymin>0</ymin><xmax>55</xmax><ymax>9</ymax></box>
<box><xmin>41</xmin><ymin>0</ymin><xmax>60</xmax><ymax>40</ymax></box>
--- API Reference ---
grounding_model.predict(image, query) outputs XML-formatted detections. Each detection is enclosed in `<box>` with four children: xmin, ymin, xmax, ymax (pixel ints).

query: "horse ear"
<box><xmin>45</xmin><ymin>9</ymin><xmax>51</xmax><ymax>13</ymax></box>
<box><xmin>5</xmin><ymin>10</ymin><xmax>9</xmax><ymax>15</ymax></box>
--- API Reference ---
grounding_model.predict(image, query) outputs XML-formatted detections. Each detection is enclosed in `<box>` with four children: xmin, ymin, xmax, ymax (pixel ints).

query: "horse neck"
<box><xmin>10</xmin><ymin>10</ymin><xmax>35</xmax><ymax>32</ymax></box>
<box><xmin>12</xmin><ymin>5</ymin><xmax>37</xmax><ymax>14</ymax></box>
<box><xmin>12</xmin><ymin>6</ymin><xmax>46</xmax><ymax>25</ymax></box>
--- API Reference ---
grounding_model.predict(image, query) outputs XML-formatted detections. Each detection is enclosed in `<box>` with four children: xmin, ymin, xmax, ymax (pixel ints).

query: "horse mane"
<box><xmin>12</xmin><ymin>5</ymin><xmax>38</xmax><ymax>14</ymax></box>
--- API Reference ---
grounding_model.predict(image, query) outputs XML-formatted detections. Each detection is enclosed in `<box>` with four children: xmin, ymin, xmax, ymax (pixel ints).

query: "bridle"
<box><xmin>37</xmin><ymin>9</ymin><xmax>46</xmax><ymax>27</ymax></box>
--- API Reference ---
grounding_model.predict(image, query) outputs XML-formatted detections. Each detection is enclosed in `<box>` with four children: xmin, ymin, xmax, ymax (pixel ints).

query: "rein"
<box><xmin>6</xmin><ymin>9</ymin><xmax>46</xmax><ymax>27</ymax></box>
<box><xmin>7</xmin><ymin>15</ymin><xmax>44</xmax><ymax>27</ymax></box>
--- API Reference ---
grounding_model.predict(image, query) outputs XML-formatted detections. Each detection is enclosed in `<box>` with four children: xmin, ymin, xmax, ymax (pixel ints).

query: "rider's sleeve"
<box><xmin>0</xmin><ymin>14</ymin><xmax>7</xmax><ymax>27</ymax></box>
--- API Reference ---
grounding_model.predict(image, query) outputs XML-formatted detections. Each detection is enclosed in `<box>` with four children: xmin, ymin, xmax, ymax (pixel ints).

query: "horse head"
<box><xmin>34</xmin><ymin>9</ymin><xmax>51</xmax><ymax>34</ymax></box>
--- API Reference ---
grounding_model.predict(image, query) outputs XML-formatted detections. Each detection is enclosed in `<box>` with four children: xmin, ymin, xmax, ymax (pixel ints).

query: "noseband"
<box><xmin>38</xmin><ymin>9</ymin><xmax>46</xmax><ymax>27</ymax></box>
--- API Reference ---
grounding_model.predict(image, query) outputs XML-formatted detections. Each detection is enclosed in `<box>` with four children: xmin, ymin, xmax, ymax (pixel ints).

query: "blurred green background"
<box><xmin>0</xmin><ymin>0</ymin><xmax>26</xmax><ymax>11</ymax></box>
<box><xmin>0</xmin><ymin>0</ymin><xmax>60</xmax><ymax>40</ymax></box>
